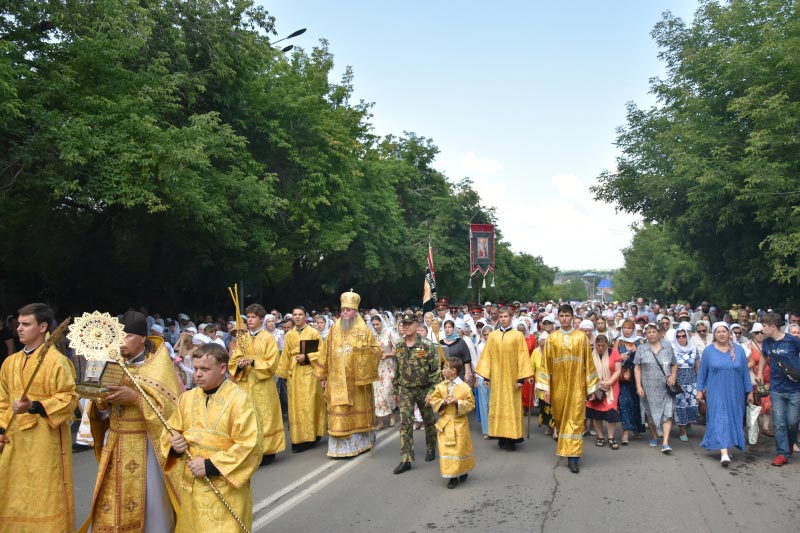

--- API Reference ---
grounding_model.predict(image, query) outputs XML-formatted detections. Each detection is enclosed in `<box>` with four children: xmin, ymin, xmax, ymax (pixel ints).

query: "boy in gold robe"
<box><xmin>276</xmin><ymin>306</ymin><xmax>326</xmax><ymax>453</ymax></box>
<box><xmin>428</xmin><ymin>357</ymin><xmax>475</xmax><ymax>489</ymax></box>
<box><xmin>229</xmin><ymin>303</ymin><xmax>285</xmax><ymax>465</ymax></box>
<box><xmin>315</xmin><ymin>290</ymin><xmax>380</xmax><ymax>458</ymax></box>
<box><xmin>474</xmin><ymin>307</ymin><xmax>534</xmax><ymax>451</ymax></box>
<box><xmin>168</xmin><ymin>343</ymin><xmax>263</xmax><ymax>532</ymax></box>
<box><xmin>538</xmin><ymin>304</ymin><xmax>599</xmax><ymax>474</ymax></box>
<box><xmin>83</xmin><ymin>310</ymin><xmax>183</xmax><ymax>532</ymax></box>
<box><xmin>0</xmin><ymin>303</ymin><xmax>77</xmax><ymax>533</ymax></box>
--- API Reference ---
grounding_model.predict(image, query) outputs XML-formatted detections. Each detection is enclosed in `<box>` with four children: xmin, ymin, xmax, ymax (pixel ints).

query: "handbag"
<box><xmin>651</xmin><ymin>347</ymin><xmax>682</xmax><ymax>396</ymax></box>
<box><xmin>776</xmin><ymin>359</ymin><xmax>800</xmax><ymax>383</ymax></box>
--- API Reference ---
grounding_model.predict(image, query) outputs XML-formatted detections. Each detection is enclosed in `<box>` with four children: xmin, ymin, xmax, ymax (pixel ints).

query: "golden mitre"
<box><xmin>340</xmin><ymin>288</ymin><xmax>361</xmax><ymax>310</ymax></box>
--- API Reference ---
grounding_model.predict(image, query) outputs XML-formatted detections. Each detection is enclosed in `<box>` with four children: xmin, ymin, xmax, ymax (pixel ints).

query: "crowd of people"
<box><xmin>1</xmin><ymin>294</ymin><xmax>799</xmax><ymax>532</ymax></box>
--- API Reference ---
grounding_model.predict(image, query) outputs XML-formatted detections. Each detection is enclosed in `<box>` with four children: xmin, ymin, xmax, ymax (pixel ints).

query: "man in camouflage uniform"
<box><xmin>393</xmin><ymin>311</ymin><xmax>440</xmax><ymax>474</ymax></box>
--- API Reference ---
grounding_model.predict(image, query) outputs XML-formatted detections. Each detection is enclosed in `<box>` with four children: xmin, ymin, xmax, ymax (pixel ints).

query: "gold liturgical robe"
<box><xmin>276</xmin><ymin>326</ymin><xmax>326</xmax><ymax>444</ymax></box>
<box><xmin>429</xmin><ymin>379</ymin><xmax>475</xmax><ymax>478</ymax></box>
<box><xmin>538</xmin><ymin>329</ymin><xmax>599</xmax><ymax>457</ymax></box>
<box><xmin>315</xmin><ymin>316</ymin><xmax>379</xmax><ymax>437</ymax></box>
<box><xmin>0</xmin><ymin>346</ymin><xmax>77</xmax><ymax>533</ymax></box>
<box><xmin>84</xmin><ymin>345</ymin><xmax>183</xmax><ymax>533</ymax></box>
<box><xmin>474</xmin><ymin>328</ymin><xmax>533</xmax><ymax>439</ymax></box>
<box><xmin>167</xmin><ymin>379</ymin><xmax>263</xmax><ymax>533</ymax></box>
<box><xmin>229</xmin><ymin>329</ymin><xmax>286</xmax><ymax>455</ymax></box>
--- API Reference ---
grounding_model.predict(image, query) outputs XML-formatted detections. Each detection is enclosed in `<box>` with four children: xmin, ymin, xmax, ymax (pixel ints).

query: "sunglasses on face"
<box><xmin>676</xmin><ymin>334</ymin><xmax>687</xmax><ymax>339</ymax></box>
<box><xmin>754</xmin><ymin>331</ymin><xmax>764</xmax><ymax>335</ymax></box>
<box><xmin>697</xmin><ymin>329</ymin><xmax>707</xmax><ymax>333</ymax></box>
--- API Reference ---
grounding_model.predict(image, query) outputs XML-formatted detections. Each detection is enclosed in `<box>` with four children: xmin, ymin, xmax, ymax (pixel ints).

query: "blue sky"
<box><xmin>263</xmin><ymin>1</ymin><xmax>701</xmax><ymax>270</ymax></box>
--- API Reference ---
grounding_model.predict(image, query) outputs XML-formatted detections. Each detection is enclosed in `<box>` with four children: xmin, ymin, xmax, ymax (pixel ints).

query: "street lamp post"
<box><xmin>273</xmin><ymin>28</ymin><xmax>307</xmax><ymax>53</ymax></box>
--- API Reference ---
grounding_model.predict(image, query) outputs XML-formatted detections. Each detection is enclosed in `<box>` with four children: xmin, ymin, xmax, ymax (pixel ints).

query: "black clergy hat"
<box><xmin>120</xmin><ymin>310</ymin><xmax>148</xmax><ymax>337</ymax></box>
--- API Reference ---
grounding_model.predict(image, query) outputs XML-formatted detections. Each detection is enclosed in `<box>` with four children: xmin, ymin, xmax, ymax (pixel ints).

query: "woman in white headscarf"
<box><xmin>517</xmin><ymin>317</ymin><xmax>538</xmax><ymax>414</ymax></box>
<box><xmin>474</xmin><ymin>324</ymin><xmax>493</xmax><ymax>438</ymax></box>
<box><xmin>370</xmin><ymin>314</ymin><xmax>399</xmax><ymax>430</ymax></box>
<box><xmin>697</xmin><ymin>322</ymin><xmax>753</xmax><ymax>466</ymax></box>
<box><xmin>313</xmin><ymin>315</ymin><xmax>332</xmax><ymax>340</ymax></box>
<box><xmin>585</xmin><ymin>332</ymin><xmax>623</xmax><ymax>448</ymax></box>
<box><xmin>672</xmin><ymin>322</ymin><xmax>700</xmax><ymax>441</ymax></box>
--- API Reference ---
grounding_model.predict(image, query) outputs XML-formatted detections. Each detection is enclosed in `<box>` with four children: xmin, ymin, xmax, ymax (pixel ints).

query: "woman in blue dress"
<box><xmin>672</xmin><ymin>322</ymin><xmax>700</xmax><ymax>441</ymax></box>
<box><xmin>474</xmin><ymin>324</ymin><xmax>493</xmax><ymax>438</ymax></box>
<box><xmin>697</xmin><ymin>322</ymin><xmax>754</xmax><ymax>466</ymax></box>
<box><xmin>614</xmin><ymin>319</ymin><xmax>646</xmax><ymax>445</ymax></box>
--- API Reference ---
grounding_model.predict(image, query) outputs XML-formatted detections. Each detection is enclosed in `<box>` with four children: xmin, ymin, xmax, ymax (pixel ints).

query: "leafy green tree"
<box><xmin>592</xmin><ymin>0</ymin><xmax>800</xmax><ymax>308</ymax></box>
<box><xmin>612</xmin><ymin>223</ymin><xmax>708</xmax><ymax>303</ymax></box>
<box><xmin>0</xmin><ymin>1</ymin><xmax>558</xmax><ymax>313</ymax></box>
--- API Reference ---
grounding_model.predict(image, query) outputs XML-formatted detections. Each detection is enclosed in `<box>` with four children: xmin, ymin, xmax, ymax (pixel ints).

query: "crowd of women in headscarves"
<box><xmin>349</xmin><ymin>298</ymin><xmax>800</xmax><ymax>469</ymax></box>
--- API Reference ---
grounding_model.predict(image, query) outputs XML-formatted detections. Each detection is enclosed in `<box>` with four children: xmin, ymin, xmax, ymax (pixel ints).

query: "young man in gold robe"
<box><xmin>276</xmin><ymin>306</ymin><xmax>326</xmax><ymax>453</ymax></box>
<box><xmin>429</xmin><ymin>357</ymin><xmax>475</xmax><ymax>489</ymax></box>
<box><xmin>315</xmin><ymin>290</ymin><xmax>380</xmax><ymax>458</ymax></box>
<box><xmin>83</xmin><ymin>310</ymin><xmax>183</xmax><ymax>532</ymax></box>
<box><xmin>229</xmin><ymin>303</ymin><xmax>285</xmax><ymax>465</ymax></box>
<box><xmin>474</xmin><ymin>307</ymin><xmax>534</xmax><ymax>451</ymax></box>
<box><xmin>538</xmin><ymin>304</ymin><xmax>599</xmax><ymax>473</ymax></box>
<box><xmin>168</xmin><ymin>343</ymin><xmax>263</xmax><ymax>532</ymax></box>
<box><xmin>0</xmin><ymin>303</ymin><xmax>77</xmax><ymax>533</ymax></box>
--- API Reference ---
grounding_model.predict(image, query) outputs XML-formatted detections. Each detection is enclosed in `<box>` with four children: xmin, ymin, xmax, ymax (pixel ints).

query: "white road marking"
<box><xmin>253</xmin><ymin>428</ymin><xmax>399</xmax><ymax>531</ymax></box>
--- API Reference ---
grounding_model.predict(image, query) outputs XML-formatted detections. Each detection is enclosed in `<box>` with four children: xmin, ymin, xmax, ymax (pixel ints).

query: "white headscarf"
<box><xmin>712</xmin><ymin>321</ymin><xmax>730</xmax><ymax>334</ymax></box>
<box><xmin>591</xmin><ymin>333</ymin><xmax>614</xmax><ymax>404</ymax></box>
<box><xmin>671</xmin><ymin>322</ymin><xmax>695</xmax><ymax>356</ymax></box>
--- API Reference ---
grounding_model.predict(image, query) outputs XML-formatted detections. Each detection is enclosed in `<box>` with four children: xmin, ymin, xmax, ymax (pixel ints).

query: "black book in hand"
<box><xmin>300</xmin><ymin>339</ymin><xmax>319</xmax><ymax>356</ymax></box>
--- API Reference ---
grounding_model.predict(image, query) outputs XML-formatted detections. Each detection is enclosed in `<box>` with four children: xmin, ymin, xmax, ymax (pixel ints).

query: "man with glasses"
<box><xmin>659</xmin><ymin>316</ymin><xmax>675</xmax><ymax>342</ymax></box>
<box><xmin>692</xmin><ymin>301</ymin><xmax>718</xmax><ymax>325</ymax></box>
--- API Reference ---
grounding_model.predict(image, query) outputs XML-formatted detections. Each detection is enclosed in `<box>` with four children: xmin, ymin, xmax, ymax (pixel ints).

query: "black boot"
<box><xmin>459</xmin><ymin>473</ymin><xmax>468</xmax><ymax>483</ymax></box>
<box><xmin>425</xmin><ymin>449</ymin><xmax>436</xmax><ymax>462</ymax></box>
<box><xmin>567</xmin><ymin>457</ymin><xmax>579</xmax><ymax>473</ymax></box>
<box><xmin>393</xmin><ymin>461</ymin><xmax>411</xmax><ymax>474</ymax></box>
<box><xmin>447</xmin><ymin>478</ymin><xmax>459</xmax><ymax>489</ymax></box>
<box><xmin>260</xmin><ymin>454</ymin><xmax>275</xmax><ymax>466</ymax></box>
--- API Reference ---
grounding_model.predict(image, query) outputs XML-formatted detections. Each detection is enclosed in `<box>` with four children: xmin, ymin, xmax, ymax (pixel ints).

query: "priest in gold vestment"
<box><xmin>474</xmin><ymin>307</ymin><xmax>534</xmax><ymax>451</ymax></box>
<box><xmin>538</xmin><ymin>304</ymin><xmax>599</xmax><ymax>473</ymax></box>
<box><xmin>0</xmin><ymin>303</ymin><xmax>77</xmax><ymax>533</ymax></box>
<box><xmin>276</xmin><ymin>307</ymin><xmax>326</xmax><ymax>453</ymax></box>
<box><xmin>168</xmin><ymin>343</ymin><xmax>262</xmax><ymax>533</ymax></box>
<box><xmin>429</xmin><ymin>357</ymin><xmax>475</xmax><ymax>489</ymax></box>
<box><xmin>229</xmin><ymin>303</ymin><xmax>285</xmax><ymax>465</ymax></box>
<box><xmin>315</xmin><ymin>290</ymin><xmax>380</xmax><ymax>457</ymax></box>
<box><xmin>83</xmin><ymin>311</ymin><xmax>183</xmax><ymax>532</ymax></box>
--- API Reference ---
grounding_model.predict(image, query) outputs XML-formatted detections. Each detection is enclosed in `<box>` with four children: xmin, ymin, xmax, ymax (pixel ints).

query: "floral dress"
<box><xmin>373</xmin><ymin>328</ymin><xmax>399</xmax><ymax>416</ymax></box>
<box><xmin>674</xmin><ymin>347</ymin><xmax>699</xmax><ymax>425</ymax></box>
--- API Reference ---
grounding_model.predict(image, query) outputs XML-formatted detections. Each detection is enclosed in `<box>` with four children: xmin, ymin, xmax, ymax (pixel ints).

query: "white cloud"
<box><xmin>472</xmin><ymin>172</ymin><xmax>637</xmax><ymax>270</ymax></box>
<box><xmin>462</xmin><ymin>152</ymin><xmax>504</xmax><ymax>176</ymax></box>
<box><xmin>436</xmin><ymin>150</ymin><xmax>638</xmax><ymax>270</ymax></box>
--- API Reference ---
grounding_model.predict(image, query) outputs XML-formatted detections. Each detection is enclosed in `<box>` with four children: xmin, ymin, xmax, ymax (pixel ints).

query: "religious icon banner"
<box><xmin>469</xmin><ymin>224</ymin><xmax>495</xmax><ymax>276</ymax></box>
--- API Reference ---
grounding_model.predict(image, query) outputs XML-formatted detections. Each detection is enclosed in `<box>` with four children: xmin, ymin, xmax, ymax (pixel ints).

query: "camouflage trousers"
<box><xmin>398</xmin><ymin>385</ymin><xmax>436</xmax><ymax>462</ymax></box>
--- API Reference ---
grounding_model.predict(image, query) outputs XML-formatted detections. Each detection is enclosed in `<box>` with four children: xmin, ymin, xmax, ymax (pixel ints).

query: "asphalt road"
<box><xmin>72</xmin><ymin>413</ymin><xmax>800</xmax><ymax>532</ymax></box>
